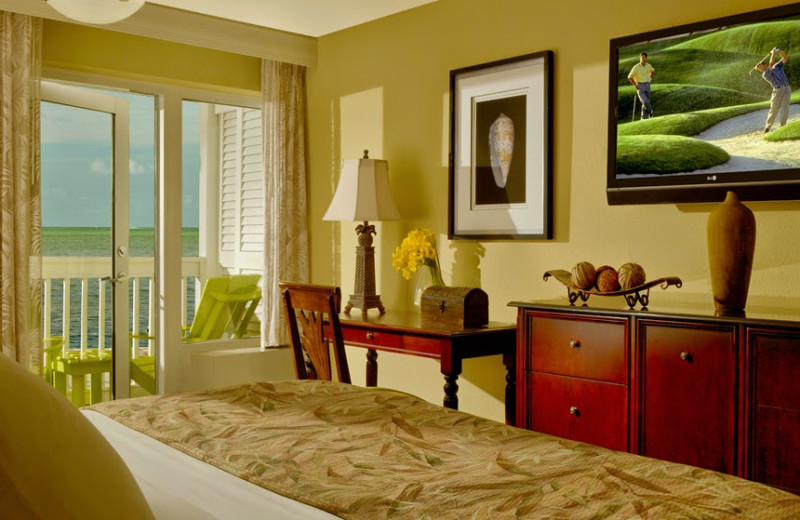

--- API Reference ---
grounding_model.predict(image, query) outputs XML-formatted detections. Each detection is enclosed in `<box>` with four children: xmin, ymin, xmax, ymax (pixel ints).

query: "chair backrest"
<box><xmin>187</xmin><ymin>274</ymin><xmax>262</xmax><ymax>341</ymax></box>
<box><xmin>280</xmin><ymin>282</ymin><xmax>351</xmax><ymax>384</ymax></box>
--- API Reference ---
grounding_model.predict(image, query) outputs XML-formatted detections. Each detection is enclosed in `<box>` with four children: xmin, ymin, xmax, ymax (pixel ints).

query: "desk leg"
<box><xmin>503</xmin><ymin>349</ymin><xmax>516</xmax><ymax>426</ymax></box>
<box><xmin>366</xmin><ymin>349</ymin><xmax>378</xmax><ymax>387</ymax></box>
<box><xmin>443</xmin><ymin>374</ymin><xmax>459</xmax><ymax>410</ymax></box>
<box><xmin>442</xmin><ymin>352</ymin><xmax>461</xmax><ymax>410</ymax></box>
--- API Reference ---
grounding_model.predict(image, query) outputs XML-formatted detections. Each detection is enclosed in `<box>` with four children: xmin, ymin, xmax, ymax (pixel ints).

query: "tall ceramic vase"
<box><xmin>707</xmin><ymin>191</ymin><xmax>756</xmax><ymax>315</ymax></box>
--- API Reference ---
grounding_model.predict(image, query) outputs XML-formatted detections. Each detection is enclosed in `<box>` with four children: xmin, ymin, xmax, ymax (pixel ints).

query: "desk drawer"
<box><xmin>528</xmin><ymin>312</ymin><xmax>627</xmax><ymax>383</ymax></box>
<box><xmin>342</xmin><ymin>327</ymin><xmax>403</xmax><ymax>350</ymax></box>
<box><xmin>342</xmin><ymin>326</ymin><xmax>446</xmax><ymax>358</ymax></box>
<box><xmin>529</xmin><ymin>372</ymin><xmax>628</xmax><ymax>452</ymax></box>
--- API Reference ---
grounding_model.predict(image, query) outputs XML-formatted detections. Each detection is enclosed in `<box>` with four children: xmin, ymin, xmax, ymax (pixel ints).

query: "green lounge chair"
<box><xmin>47</xmin><ymin>274</ymin><xmax>263</xmax><ymax>406</ymax></box>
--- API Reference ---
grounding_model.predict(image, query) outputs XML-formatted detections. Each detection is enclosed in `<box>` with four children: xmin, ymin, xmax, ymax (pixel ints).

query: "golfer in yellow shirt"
<box><xmin>628</xmin><ymin>52</ymin><xmax>655</xmax><ymax>119</ymax></box>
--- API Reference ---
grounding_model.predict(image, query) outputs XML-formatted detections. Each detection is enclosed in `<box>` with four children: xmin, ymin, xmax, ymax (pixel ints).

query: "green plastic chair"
<box><xmin>184</xmin><ymin>274</ymin><xmax>263</xmax><ymax>342</ymax></box>
<box><xmin>48</xmin><ymin>274</ymin><xmax>263</xmax><ymax>406</ymax></box>
<box><xmin>128</xmin><ymin>273</ymin><xmax>263</xmax><ymax>393</ymax></box>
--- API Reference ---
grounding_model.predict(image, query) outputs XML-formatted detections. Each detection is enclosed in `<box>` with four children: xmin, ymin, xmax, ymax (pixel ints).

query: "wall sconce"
<box><xmin>323</xmin><ymin>150</ymin><xmax>400</xmax><ymax>315</ymax></box>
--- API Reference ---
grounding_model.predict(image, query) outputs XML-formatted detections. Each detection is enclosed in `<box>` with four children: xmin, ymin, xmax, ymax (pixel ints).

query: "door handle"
<box><xmin>101</xmin><ymin>272</ymin><xmax>127</xmax><ymax>284</ymax></box>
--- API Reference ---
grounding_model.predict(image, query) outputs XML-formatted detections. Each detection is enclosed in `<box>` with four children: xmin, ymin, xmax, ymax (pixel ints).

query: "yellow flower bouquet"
<box><xmin>392</xmin><ymin>228</ymin><xmax>445</xmax><ymax>286</ymax></box>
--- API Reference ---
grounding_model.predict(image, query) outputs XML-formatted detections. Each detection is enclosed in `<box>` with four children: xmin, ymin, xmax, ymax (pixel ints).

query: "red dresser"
<box><xmin>510</xmin><ymin>299</ymin><xmax>800</xmax><ymax>494</ymax></box>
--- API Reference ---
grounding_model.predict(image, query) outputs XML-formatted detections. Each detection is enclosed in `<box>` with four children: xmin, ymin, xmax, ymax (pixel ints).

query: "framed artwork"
<box><xmin>449</xmin><ymin>50</ymin><xmax>553</xmax><ymax>240</ymax></box>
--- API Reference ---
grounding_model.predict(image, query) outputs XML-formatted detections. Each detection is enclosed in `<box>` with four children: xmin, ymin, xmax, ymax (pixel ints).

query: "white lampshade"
<box><xmin>323</xmin><ymin>153</ymin><xmax>400</xmax><ymax>222</ymax></box>
<box><xmin>46</xmin><ymin>0</ymin><xmax>145</xmax><ymax>24</ymax></box>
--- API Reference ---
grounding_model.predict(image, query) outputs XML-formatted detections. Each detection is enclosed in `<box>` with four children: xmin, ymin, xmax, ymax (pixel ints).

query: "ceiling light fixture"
<box><xmin>45</xmin><ymin>0</ymin><xmax>145</xmax><ymax>24</ymax></box>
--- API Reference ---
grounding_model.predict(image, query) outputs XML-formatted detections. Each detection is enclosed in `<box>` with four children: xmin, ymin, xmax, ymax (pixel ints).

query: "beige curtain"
<box><xmin>0</xmin><ymin>12</ymin><xmax>42</xmax><ymax>369</ymax></box>
<box><xmin>261</xmin><ymin>60</ymin><xmax>309</xmax><ymax>347</ymax></box>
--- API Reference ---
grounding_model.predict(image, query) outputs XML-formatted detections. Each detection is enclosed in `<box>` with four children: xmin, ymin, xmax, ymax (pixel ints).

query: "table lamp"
<box><xmin>323</xmin><ymin>150</ymin><xmax>400</xmax><ymax>315</ymax></box>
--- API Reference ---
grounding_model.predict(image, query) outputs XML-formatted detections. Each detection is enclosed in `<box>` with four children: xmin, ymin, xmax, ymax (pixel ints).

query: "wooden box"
<box><xmin>421</xmin><ymin>286</ymin><xmax>488</xmax><ymax>329</ymax></box>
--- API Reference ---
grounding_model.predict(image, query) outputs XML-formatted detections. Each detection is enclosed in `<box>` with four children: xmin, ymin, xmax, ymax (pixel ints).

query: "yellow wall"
<box><xmin>42</xmin><ymin>20</ymin><xmax>261</xmax><ymax>93</ymax></box>
<box><xmin>307</xmin><ymin>0</ymin><xmax>800</xmax><ymax>421</ymax></box>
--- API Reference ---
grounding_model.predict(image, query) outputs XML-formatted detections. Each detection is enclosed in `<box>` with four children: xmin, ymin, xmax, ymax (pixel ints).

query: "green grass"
<box><xmin>616</xmin><ymin>135</ymin><xmax>730</xmax><ymax>174</ymax></box>
<box><xmin>618</xmin><ymin>49</ymin><xmax>766</xmax><ymax>95</ymax></box>
<box><xmin>765</xmin><ymin>119</ymin><xmax>800</xmax><ymax>141</ymax></box>
<box><xmin>669</xmin><ymin>20</ymin><xmax>800</xmax><ymax>55</ymax></box>
<box><xmin>615</xmin><ymin>19</ymin><xmax>800</xmax><ymax>112</ymax></box>
<box><xmin>617</xmin><ymin>83</ymin><xmax>764</xmax><ymax>120</ymax></box>
<box><xmin>619</xmin><ymin>90</ymin><xmax>800</xmax><ymax>137</ymax></box>
<box><xmin>618</xmin><ymin>101</ymin><xmax>769</xmax><ymax>137</ymax></box>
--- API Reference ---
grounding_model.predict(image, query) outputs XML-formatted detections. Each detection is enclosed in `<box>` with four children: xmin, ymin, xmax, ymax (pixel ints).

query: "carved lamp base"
<box><xmin>344</xmin><ymin>220</ymin><xmax>386</xmax><ymax>316</ymax></box>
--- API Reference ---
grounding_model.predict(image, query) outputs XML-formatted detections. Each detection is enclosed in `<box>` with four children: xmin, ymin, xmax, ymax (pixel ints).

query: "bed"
<box><xmin>86</xmin><ymin>380</ymin><xmax>800</xmax><ymax>519</ymax></box>
<box><xmin>3</xmin><ymin>353</ymin><xmax>800</xmax><ymax>519</ymax></box>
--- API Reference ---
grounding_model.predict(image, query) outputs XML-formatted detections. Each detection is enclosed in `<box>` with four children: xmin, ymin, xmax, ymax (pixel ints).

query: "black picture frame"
<box><xmin>608</xmin><ymin>2</ymin><xmax>800</xmax><ymax>205</ymax></box>
<box><xmin>449</xmin><ymin>51</ymin><xmax>553</xmax><ymax>240</ymax></box>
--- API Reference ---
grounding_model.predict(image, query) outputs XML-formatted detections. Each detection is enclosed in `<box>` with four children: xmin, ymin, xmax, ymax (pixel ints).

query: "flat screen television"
<box><xmin>607</xmin><ymin>2</ymin><xmax>800</xmax><ymax>204</ymax></box>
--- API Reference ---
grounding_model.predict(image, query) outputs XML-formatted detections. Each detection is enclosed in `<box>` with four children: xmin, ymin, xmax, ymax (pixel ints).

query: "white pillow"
<box><xmin>0</xmin><ymin>353</ymin><xmax>154</xmax><ymax>519</ymax></box>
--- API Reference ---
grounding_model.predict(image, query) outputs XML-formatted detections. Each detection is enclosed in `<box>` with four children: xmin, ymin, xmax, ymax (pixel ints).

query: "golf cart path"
<box><xmin>692</xmin><ymin>104</ymin><xmax>800</xmax><ymax>173</ymax></box>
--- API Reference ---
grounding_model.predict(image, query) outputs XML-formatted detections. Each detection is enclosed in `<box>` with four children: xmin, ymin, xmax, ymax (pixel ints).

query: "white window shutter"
<box><xmin>218</xmin><ymin>107</ymin><xmax>265</xmax><ymax>272</ymax></box>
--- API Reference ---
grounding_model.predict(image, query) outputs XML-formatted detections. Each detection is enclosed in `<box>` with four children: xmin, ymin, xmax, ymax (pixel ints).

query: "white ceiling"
<box><xmin>145</xmin><ymin>0</ymin><xmax>438</xmax><ymax>37</ymax></box>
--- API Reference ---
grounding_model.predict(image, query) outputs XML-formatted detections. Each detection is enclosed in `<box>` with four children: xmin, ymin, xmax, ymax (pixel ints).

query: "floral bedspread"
<box><xmin>88</xmin><ymin>380</ymin><xmax>800</xmax><ymax>519</ymax></box>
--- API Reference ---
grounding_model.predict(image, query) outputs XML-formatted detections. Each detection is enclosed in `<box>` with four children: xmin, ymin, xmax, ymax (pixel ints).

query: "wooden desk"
<box><xmin>339</xmin><ymin>311</ymin><xmax>517</xmax><ymax>423</ymax></box>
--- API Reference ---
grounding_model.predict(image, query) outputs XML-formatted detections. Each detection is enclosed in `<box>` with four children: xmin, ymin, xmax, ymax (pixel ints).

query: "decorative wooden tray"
<box><xmin>544</xmin><ymin>269</ymin><xmax>683</xmax><ymax>309</ymax></box>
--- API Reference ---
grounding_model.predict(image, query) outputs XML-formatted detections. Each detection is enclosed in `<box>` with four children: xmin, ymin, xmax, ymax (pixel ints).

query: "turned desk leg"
<box><xmin>443</xmin><ymin>375</ymin><xmax>459</xmax><ymax>410</ymax></box>
<box><xmin>365</xmin><ymin>349</ymin><xmax>378</xmax><ymax>387</ymax></box>
<box><xmin>442</xmin><ymin>352</ymin><xmax>461</xmax><ymax>410</ymax></box>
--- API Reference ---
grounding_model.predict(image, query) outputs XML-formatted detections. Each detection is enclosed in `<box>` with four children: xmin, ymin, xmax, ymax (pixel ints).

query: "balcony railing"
<box><xmin>42</xmin><ymin>256</ymin><xmax>206</xmax><ymax>358</ymax></box>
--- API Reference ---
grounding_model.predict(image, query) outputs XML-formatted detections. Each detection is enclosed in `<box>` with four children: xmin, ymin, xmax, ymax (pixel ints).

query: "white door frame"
<box><xmin>41</xmin><ymin>81</ymin><xmax>132</xmax><ymax>399</ymax></box>
<box><xmin>42</xmin><ymin>68</ymin><xmax>263</xmax><ymax>393</ymax></box>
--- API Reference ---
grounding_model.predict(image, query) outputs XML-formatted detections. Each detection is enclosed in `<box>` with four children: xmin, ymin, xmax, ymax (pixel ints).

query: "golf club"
<box><xmin>749</xmin><ymin>49</ymin><xmax>777</xmax><ymax>75</ymax></box>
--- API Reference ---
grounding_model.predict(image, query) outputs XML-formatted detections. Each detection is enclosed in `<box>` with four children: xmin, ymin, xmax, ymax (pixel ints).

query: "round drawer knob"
<box><xmin>366</xmin><ymin>332</ymin><xmax>374</xmax><ymax>340</ymax></box>
<box><xmin>569</xmin><ymin>406</ymin><xmax>579</xmax><ymax>416</ymax></box>
<box><xmin>680</xmin><ymin>351</ymin><xmax>691</xmax><ymax>362</ymax></box>
<box><xmin>569</xmin><ymin>339</ymin><xmax>581</xmax><ymax>349</ymax></box>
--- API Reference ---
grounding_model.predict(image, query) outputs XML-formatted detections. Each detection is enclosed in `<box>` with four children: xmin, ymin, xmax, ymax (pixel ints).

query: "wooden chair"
<box><xmin>281</xmin><ymin>282</ymin><xmax>351</xmax><ymax>383</ymax></box>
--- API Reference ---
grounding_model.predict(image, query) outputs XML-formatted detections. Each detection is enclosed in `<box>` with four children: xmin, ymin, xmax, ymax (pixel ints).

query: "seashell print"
<box><xmin>489</xmin><ymin>113</ymin><xmax>514</xmax><ymax>188</ymax></box>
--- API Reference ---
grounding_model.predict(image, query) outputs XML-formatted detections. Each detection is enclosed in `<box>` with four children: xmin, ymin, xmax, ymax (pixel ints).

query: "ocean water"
<box><xmin>43</xmin><ymin>227</ymin><xmax>199</xmax><ymax>257</ymax></box>
<box><xmin>43</xmin><ymin>227</ymin><xmax>199</xmax><ymax>348</ymax></box>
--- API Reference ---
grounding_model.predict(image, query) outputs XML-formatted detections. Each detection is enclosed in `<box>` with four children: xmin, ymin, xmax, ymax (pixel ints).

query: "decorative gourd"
<box><xmin>618</xmin><ymin>262</ymin><xmax>646</xmax><ymax>290</ymax></box>
<box><xmin>570</xmin><ymin>261</ymin><xmax>596</xmax><ymax>290</ymax></box>
<box><xmin>596</xmin><ymin>266</ymin><xmax>620</xmax><ymax>293</ymax></box>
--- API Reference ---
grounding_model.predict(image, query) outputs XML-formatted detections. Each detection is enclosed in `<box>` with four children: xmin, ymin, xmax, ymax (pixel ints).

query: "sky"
<box><xmin>41</xmin><ymin>91</ymin><xmax>200</xmax><ymax>228</ymax></box>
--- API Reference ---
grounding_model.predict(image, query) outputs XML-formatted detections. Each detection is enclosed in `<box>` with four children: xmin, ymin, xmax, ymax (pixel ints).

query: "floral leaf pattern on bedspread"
<box><xmin>88</xmin><ymin>381</ymin><xmax>800</xmax><ymax>519</ymax></box>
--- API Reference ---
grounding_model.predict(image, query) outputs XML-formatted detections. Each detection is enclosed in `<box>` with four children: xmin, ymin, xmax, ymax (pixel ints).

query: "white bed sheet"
<box><xmin>83</xmin><ymin>410</ymin><xmax>339</xmax><ymax>520</ymax></box>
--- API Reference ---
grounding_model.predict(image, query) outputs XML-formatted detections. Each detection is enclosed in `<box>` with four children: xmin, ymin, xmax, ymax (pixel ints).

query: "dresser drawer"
<box><xmin>528</xmin><ymin>312</ymin><xmax>627</xmax><ymax>384</ymax></box>
<box><xmin>752</xmin><ymin>331</ymin><xmax>800</xmax><ymax>410</ymax></box>
<box><xmin>529</xmin><ymin>372</ymin><xmax>628</xmax><ymax>452</ymax></box>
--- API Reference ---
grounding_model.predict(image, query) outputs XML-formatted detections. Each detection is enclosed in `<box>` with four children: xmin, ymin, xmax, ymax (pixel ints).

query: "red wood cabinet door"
<box><xmin>638</xmin><ymin>320</ymin><xmax>736</xmax><ymax>474</ymax></box>
<box><xmin>529</xmin><ymin>372</ymin><xmax>628</xmax><ymax>452</ymax></box>
<box><xmin>750</xmin><ymin>330</ymin><xmax>800</xmax><ymax>493</ymax></box>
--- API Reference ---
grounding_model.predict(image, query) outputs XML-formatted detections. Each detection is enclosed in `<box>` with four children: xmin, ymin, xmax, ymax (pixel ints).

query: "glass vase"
<box><xmin>413</xmin><ymin>264</ymin><xmax>445</xmax><ymax>306</ymax></box>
